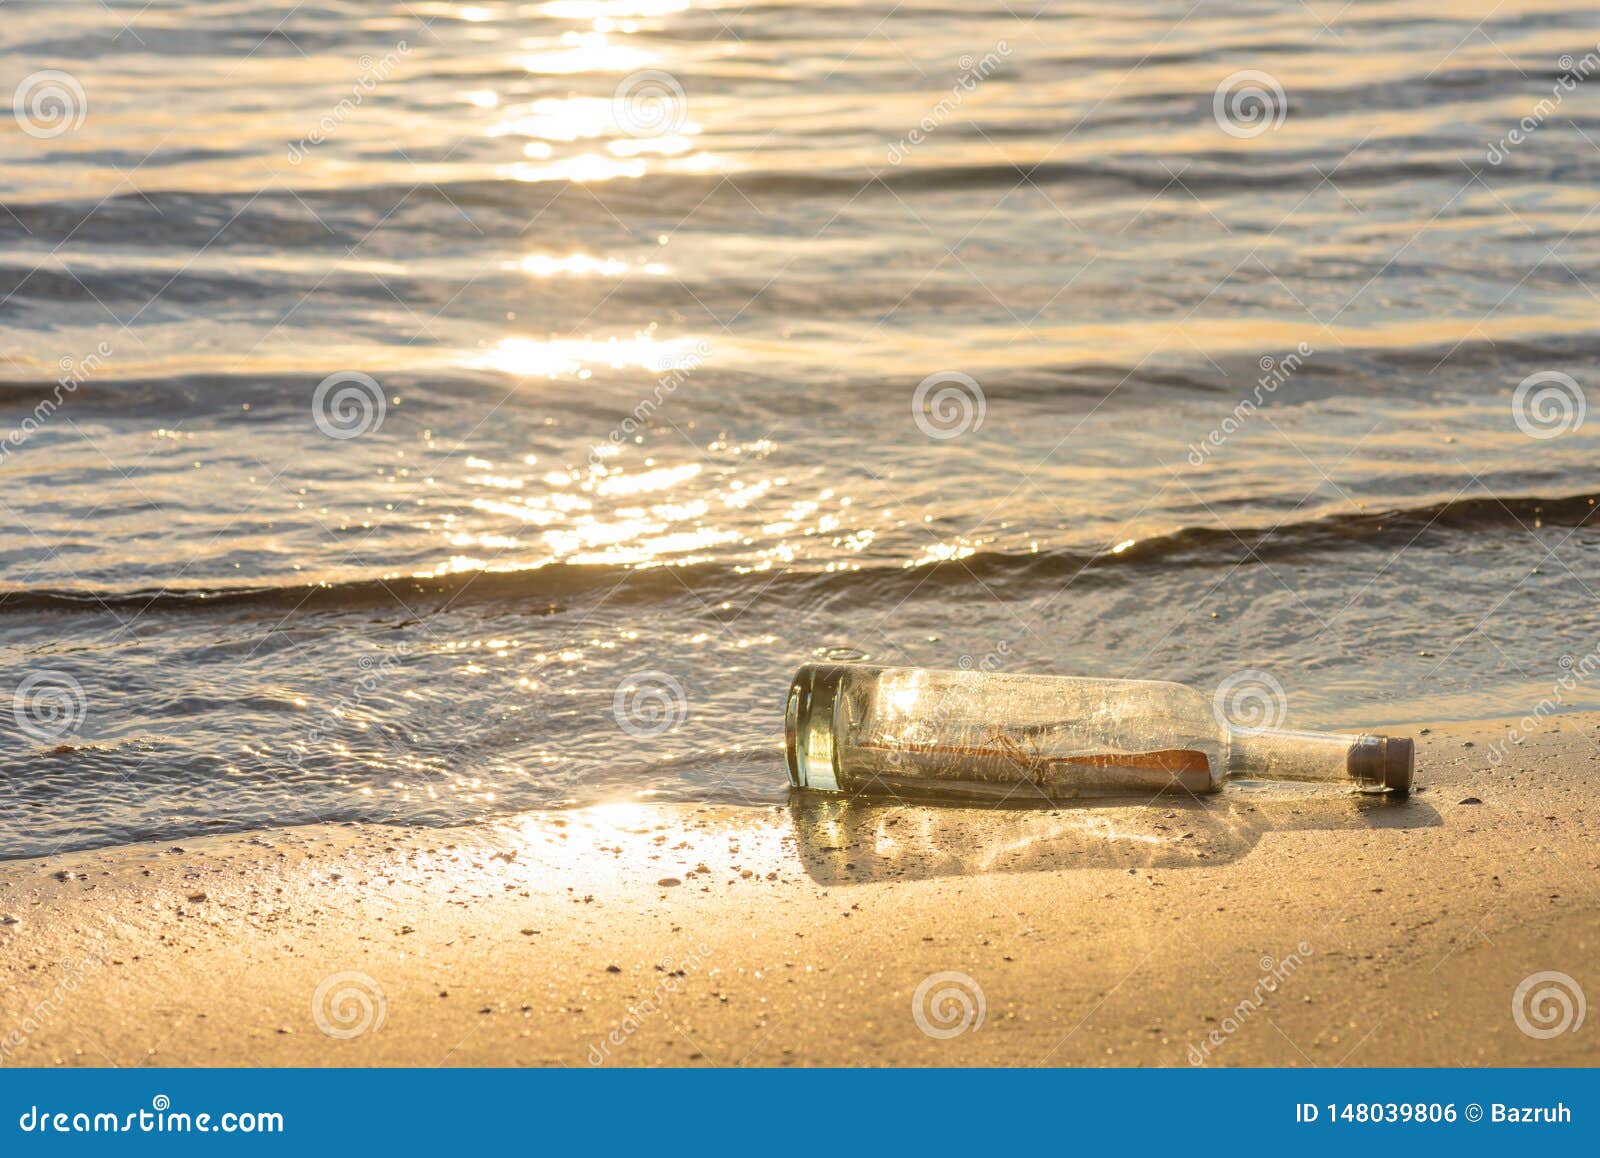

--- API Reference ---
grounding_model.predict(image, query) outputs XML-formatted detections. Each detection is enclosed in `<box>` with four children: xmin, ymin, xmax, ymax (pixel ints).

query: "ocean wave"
<box><xmin>5</xmin><ymin>491</ymin><xmax>1594</xmax><ymax>619</ymax></box>
<box><xmin>8</xmin><ymin>139</ymin><xmax>1585</xmax><ymax>250</ymax></box>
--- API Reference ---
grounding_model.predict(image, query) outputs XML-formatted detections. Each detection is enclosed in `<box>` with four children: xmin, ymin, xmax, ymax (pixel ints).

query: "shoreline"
<box><xmin>2</xmin><ymin>713</ymin><xmax>1595</xmax><ymax>1067</ymax></box>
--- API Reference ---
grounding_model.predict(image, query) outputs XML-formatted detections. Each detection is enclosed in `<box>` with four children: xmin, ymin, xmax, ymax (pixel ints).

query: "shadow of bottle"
<box><xmin>788</xmin><ymin>781</ymin><xmax>1440</xmax><ymax>885</ymax></box>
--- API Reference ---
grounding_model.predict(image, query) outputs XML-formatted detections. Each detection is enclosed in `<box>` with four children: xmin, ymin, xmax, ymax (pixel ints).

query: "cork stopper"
<box><xmin>1347</xmin><ymin>735</ymin><xmax>1414</xmax><ymax>794</ymax></box>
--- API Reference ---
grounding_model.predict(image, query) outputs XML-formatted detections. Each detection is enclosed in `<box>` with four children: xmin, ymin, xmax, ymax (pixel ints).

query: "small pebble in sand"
<box><xmin>1458</xmin><ymin>797</ymin><xmax>1483</xmax><ymax>805</ymax></box>
<box><xmin>657</xmin><ymin>877</ymin><xmax>682</xmax><ymax>887</ymax></box>
<box><xmin>605</xmin><ymin>964</ymin><xmax>622</xmax><ymax>973</ymax></box>
<box><xmin>187</xmin><ymin>892</ymin><xmax>208</xmax><ymax>903</ymax></box>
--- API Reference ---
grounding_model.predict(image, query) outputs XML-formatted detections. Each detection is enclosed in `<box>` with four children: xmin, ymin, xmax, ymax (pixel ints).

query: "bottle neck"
<box><xmin>1225</xmin><ymin>727</ymin><xmax>1386</xmax><ymax>787</ymax></box>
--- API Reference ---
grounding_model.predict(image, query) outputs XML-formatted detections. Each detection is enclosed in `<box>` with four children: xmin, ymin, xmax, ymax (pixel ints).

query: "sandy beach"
<box><xmin>2</xmin><ymin>713</ymin><xmax>1594</xmax><ymax>1068</ymax></box>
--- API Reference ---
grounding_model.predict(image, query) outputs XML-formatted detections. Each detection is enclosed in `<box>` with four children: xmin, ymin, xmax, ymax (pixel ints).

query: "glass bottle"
<box><xmin>785</xmin><ymin>664</ymin><xmax>1412</xmax><ymax>801</ymax></box>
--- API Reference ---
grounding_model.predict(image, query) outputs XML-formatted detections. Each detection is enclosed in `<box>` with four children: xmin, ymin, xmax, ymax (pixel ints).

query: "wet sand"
<box><xmin>1</xmin><ymin>714</ymin><xmax>1595</xmax><ymax>1067</ymax></box>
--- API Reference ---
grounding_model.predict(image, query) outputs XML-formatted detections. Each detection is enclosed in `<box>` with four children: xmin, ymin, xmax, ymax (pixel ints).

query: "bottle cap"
<box><xmin>1381</xmin><ymin>736</ymin><xmax>1415</xmax><ymax>794</ymax></box>
<box><xmin>1349</xmin><ymin>735</ymin><xmax>1414</xmax><ymax>793</ymax></box>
